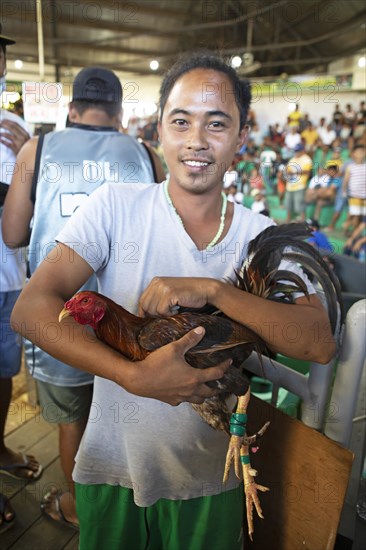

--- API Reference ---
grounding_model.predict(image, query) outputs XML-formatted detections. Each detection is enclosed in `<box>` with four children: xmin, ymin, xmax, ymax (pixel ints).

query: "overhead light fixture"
<box><xmin>150</xmin><ymin>60</ymin><xmax>159</xmax><ymax>71</ymax></box>
<box><xmin>14</xmin><ymin>59</ymin><xmax>23</xmax><ymax>69</ymax></box>
<box><xmin>358</xmin><ymin>56</ymin><xmax>366</xmax><ymax>68</ymax></box>
<box><xmin>231</xmin><ymin>56</ymin><xmax>242</xmax><ymax>69</ymax></box>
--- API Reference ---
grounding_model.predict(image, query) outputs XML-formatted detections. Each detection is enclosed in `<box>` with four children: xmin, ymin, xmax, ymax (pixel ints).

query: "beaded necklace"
<box><xmin>163</xmin><ymin>179</ymin><xmax>228</xmax><ymax>249</ymax></box>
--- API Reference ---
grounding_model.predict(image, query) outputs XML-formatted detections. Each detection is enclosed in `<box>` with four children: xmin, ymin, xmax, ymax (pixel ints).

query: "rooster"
<box><xmin>59</xmin><ymin>223</ymin><xmax>343</xmax><ymax>539</ymax></box>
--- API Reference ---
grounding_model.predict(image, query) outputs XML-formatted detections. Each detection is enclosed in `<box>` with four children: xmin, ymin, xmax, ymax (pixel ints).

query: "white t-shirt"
<box><xmin>260</xmin><ymin>149</ymin><xmax>276</xmax><ymax>166</ymax></box>
<box><xmin>251</xmin><ymin>199</ymin><xmax>267</xmax><ymax>213</ymax></box>
<box><xmin>317</xmin><ymin>127</ymin><xmax>336</xmax><ymax>146</ymax></box>
<box><xmin>223</xmin><ymin>170</ymin><xmax>238</xmax><ymax>188</ymax></box>
<box><xmin>284</xmin><ymin>132</ymin><xmax>301</xmax><ymax>150</ymax></box>
<box><xmin>308</xmin><ymin>174</ymin><xmax>330</xmax><ymax>190</ymax></box>
<box><xmin>0</xmin><ymin>110</ymin><xmax>29</xmax><ymax>292</ymax></box>
<box><xmin>56</xmin><ymin>181</ymin><xmax>314</xmax><ymax>506</ymax></box>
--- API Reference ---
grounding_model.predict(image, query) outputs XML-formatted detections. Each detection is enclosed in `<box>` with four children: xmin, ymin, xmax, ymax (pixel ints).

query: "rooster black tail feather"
<box><xmin>281</xmin><ymin>250</ymin><xmax>342</xmax><ymax>334</ymax></box>
<box><xmin>239</xmin><ymin>223</ymin><xmax>344</xmax><ymax>336</ymax></box>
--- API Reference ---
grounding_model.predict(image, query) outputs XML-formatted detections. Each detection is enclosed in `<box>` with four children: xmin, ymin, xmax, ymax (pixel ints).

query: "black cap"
<box><xmin>306</xmin><ymin>218</ymin><xmax>319</xmax><ymax>230</ymax></box>
<box><xmin>0</xmin><ymin>23</ymin><xmax>16</xmax><ymax>45</ymax></box>
<box><xmin>72</xmin><ymin>67</ymin><xmax>122</xmax><ymax>104</ymax></box>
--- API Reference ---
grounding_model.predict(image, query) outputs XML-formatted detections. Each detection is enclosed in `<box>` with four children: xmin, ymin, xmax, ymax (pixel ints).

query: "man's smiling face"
<box><xmin>158</xmin><ymin>68</ymin><xmax>246</xmax><ymax>195</ymax></box>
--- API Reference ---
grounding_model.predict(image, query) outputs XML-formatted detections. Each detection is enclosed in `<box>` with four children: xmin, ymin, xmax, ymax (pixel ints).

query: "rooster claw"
<box><xmin>223</xmin><ymin>434</ymin><xmax>243</xmax><ymax>483</ymax></box>
<box><xmin>245</xmin><ymin>480</ymin><xmax>270</xmax><ymax>538</ymax></box>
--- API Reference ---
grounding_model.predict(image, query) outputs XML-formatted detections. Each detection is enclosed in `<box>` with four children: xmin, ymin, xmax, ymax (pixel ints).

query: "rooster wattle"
<box><xmin>58</xmin><ymin>222</ymin><xmax>343</xmax><ymax>539</ymax></box>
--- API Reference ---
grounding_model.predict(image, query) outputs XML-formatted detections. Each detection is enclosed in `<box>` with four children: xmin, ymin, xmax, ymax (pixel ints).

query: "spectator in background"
<box><xmin>354</xmin><ymin>101</ymin><xmax>366</xmax><ymax>141</ymax></box>
<box><xmin>0</xmin><ymin>23</ymin><xmax>43</xmax><ymax>491</ymax></box>
<box><xmin>248</xmin><ymin>165</ymin><xmax>264</xmax><ymax>192</ymax></box>
<box><xmin>259</xmin><ymin>143</ymin><xmax>277</xmax><ymax>192</ymax></box>
<box><xmin>316</xmin><ymin>117</ymin><xmax>327</xmax><ymax>138</ymax></box>
<box><xmin>355</xmin><ymin>101</ymin><xmax>366</xmax><ymax>125</ymax></box>
<box><xmin>342</xmin><ymin>144</ymin><xmax>366</xmax><ymax>233</ymax></box>
<box><xmin>332</xmin><ymin>104</ymin><xmax>343</xmax><ymax>135</ymax></box>
<box><xmin>0</xmin><ymin>23</ymin><xmax>43</xmax><ymax>534</ymax></box>
<box><xmin>299</xmin><ymin>113</ymin><xmax>311</xmax><ymax>132</ymax></box>
<box><xmin>317</xmin><ymin>117</ymin><xmax>326</xmax><ymax>133</ymax></box>
<box><xmin>270</xmin><ymin>122</ymin><xmax>284</xmax><ymax>146</ymax></box>
<box><xmin>249</xmin><ymin>123</ymin><xmax>263</xmax><ymax>148</ymax></box>
<box><xmin>329</xmin><ymin>145</ymin><xmax>347</xmax><ymax>168</ymax></box>
<box><xmin>238</xmin><ymin>150</ymin><xmax>256</xmax><ymax>194</ymax></box>
<box><xmin>223</xmin><ymin>159</ymin><xmax>238</xmax><ymax>190</ymax></box>
<box><xmin>288</xmin><ymin>103</ymin><xmax>303</xmax><ymax>128</ymax></box>
<box><xmin>274</xmin><ymin>153</ymin><xmax>287</xmax><ymax>205</ymax></box>
<box><xmin>324</xmin><ymin>150</ymin><xmax>358</xmax><ymax>232</ymax></box>
<box><xmin>318</xmin><ymin>123</ymin><xmax>337</xmax><ymax>147</ymax></box>
<box><xmin>305</xmin><ymin>162</ymin><xmax>342</xmax><ymax>221</ymax></box>
<box><xmin>325</xmin><ymin>192</ymin><xmax>348</xmax><ymax>233</ymax></box>
<box><xmin>251</xmin><ymin>188</ymin><xmax>269</xmax><ymax>215</ymax></box>
<box><xmin>307</xmin><ymin>166</ymin><xmax>331</xmax><ymax>193</ymax></box>
<box><xmin>306</xmin><ymin>218</ymin><xmax>333</xmax><ymax>252</ymax></box>
<box><xmin>301</xmin><ymin>121</ymin><xmax>319</xmax><ymax>154</ymax></box>
<box><xmin>313</xmin><ymin>142</ymin><xmax>332</xmax><ymax>173</ymax></box>
<box><xmin>343</xmin><ymin>218</ymin><xmax>366</xmax><ymax>261</ymax></box>
<box><xmin>339</xmin><ymin>121</ymin><xmax>353</xmax><ymax>150</ymax></box>
<box><xmin>127</xmin><ymin>115</ymin><xmax>141</xmax><ymax>139</ymax></box>
<box><xmin>140</xmin><ymin>115</ymin><xmax>158</xmax><ymax>147</ymax></box>
<box><xmin>284</xmin><ymin>125</ymin><xmax>302</xmax><ymax>152</ymax></box>
<box><xmin>343</xmin><ymin>103</ymin><xmax>356</xmax><ymax>127</ymax></box>
<box><xmin>285</xmin><ymin>142</ymin><xmax>313</xmax><ymax>222</ymax></box>
<box><xmin>225</xmin><ymin>183</ymin><xmax>244</xmax><ymax>205</ymax></box>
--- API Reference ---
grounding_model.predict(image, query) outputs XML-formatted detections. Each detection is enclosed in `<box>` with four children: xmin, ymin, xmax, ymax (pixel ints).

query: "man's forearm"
<box><xmin>208</xmin><ymin>281</ymin><xmax>335</xmax><ymax>363</ymax></box>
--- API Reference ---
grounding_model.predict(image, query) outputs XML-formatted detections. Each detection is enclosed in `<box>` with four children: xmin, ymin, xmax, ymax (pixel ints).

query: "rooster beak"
<box><xmin>59</xmin><ymin>307</ymin><xmax>70</xmax><ymax>322</ymax></box>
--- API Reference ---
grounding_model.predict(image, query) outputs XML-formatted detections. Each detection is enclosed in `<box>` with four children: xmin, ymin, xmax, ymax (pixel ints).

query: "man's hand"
<box><xmin>121</xmin><ymin>327</ymin><xmax>231</xmax><ymax>405</ymax></box>
<box><xmin>0</xmin><ymin>119</ymin><xmax>30</xmax><ymax>155</ymax></box>
<box><xmin>138</xmin><ymin>276</ymin><xmax>220</xmax><ymax>317</ymax></box>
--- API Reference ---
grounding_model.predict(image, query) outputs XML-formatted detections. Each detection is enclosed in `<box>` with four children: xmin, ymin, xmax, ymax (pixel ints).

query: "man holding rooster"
<box><xmin>7</xmin><ymin>53</ymin><xmax>335</xmax><ymax>549</ymax></box>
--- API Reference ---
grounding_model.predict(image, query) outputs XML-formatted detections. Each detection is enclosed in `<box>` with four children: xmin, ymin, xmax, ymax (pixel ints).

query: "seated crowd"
<box><xmin>212</xmin><ymin>102</ymin><xmax>366</xmax><ymax>260</ymax></box>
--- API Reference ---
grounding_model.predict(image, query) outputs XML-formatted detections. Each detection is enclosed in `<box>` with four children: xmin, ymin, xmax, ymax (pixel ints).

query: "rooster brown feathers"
<box><xmin>59</xmin><ymin>289</ymin><xmax>263</xmax><ymax>432</ymax></box>
<box><xmin>59</xmin><ymin>222</ymin><xmax>343</xmax><ymax>538</ymax></box>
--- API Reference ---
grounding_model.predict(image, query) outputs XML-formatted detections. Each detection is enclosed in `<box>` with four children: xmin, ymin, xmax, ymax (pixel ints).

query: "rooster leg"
<box><xmin>241</xmin><ymin>445</ymin><xmax>270</xmax><ymax>541</ymax></box>
<box><xmin>223</xmin><ymin>389</ymin><xmax>251</xmax><ymax>483</ymax></box>
<box><xmin>223</xmin><ymin>387</ymin><xmax>270</xmax><ymax>540</ymax></box>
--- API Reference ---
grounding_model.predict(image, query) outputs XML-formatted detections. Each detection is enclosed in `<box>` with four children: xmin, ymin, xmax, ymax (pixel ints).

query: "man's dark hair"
<box><xmin>159</xmin><ymin>52</ymin><xmax>251</xmax><ymax>130</ymax></box>
<box><xmin>0</xmin><ymin>42</ymin><xmax>6</xmax><ymax>55</ymax></box>
<box><xmin>69</xmin><ymin>100</ymin><xmax>121</xmax><ymax>118</ymax></box>
<box><xmin>353</xmin><ymin>144</ymin><xmax>365</xmax><ymax>152</ymax></box>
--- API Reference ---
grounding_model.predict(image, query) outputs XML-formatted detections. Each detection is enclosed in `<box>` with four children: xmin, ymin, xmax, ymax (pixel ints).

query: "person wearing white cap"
<box><xmin>250</xmin><ymin>188</ymin><xmax>269</xmax><ymax>215</ymax></box>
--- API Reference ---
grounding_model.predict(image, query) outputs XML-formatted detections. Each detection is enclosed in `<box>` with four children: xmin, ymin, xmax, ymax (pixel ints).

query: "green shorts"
<box><xmin>75</xmin><ymin>483</ymin><xmax>244</xmax><ymax>550</ymax></box>
<box><xmin>36</xmin><ymin>380</ymin><xmax>93</xmax><ymax>424</ymax></box>
<box><xmin>285</xmin><ymin>188</ymin><xmax>306</xmax><ymax>215</ymax></box>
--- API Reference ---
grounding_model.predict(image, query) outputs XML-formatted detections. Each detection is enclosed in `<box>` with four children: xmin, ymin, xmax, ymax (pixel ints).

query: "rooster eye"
<box><xmin>82</xmin><ymin>298</ymin><xmax>89</xmax><ymax>303</ymax></box>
